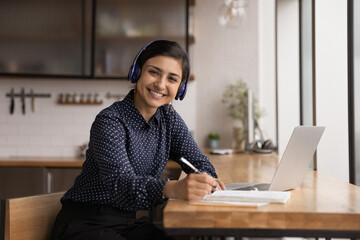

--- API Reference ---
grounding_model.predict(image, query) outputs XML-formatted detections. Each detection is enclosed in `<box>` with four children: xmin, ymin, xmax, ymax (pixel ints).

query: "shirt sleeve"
<box><xmin>89</xmin><ymin>112</ymin><xmax>167</xmax><ymax>210</ymax></box>
<box><xmin>169</xmin><ymin>111</ymin><xmax>218</xmax><ymax>178</ymax></box>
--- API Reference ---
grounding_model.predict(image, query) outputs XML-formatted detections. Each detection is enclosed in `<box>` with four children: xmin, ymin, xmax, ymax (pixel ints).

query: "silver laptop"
<box><xmin>226</xmin><ymin>126</ymin><xmax>325</xmax><ymax>191</ymax></box>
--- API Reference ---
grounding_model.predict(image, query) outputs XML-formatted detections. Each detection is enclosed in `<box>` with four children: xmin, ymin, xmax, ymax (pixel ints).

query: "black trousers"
<box><xmin>50</xmin><ymin>201</ymin><xmax>173</xmax><ymax>240</ymax></box>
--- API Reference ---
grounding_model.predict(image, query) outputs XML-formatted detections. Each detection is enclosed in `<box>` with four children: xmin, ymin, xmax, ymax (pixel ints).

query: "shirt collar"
<box><xmin>121</xmin><ymin>90</ymin><xmax>162</xmax><ymax>127</ymax></box>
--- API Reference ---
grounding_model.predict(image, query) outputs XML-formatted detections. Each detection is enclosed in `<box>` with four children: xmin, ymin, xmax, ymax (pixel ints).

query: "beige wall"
<box><xmin>192</xmin><ymin>0</ymin><xmax>260</xmax><ymax>148</ymax></box>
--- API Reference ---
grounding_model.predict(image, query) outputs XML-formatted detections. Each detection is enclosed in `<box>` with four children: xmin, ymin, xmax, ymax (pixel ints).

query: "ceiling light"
<box><xmin>218</xmin><ymin>0</ymin><xmax>249</xmax><ymax>28</ymax></box>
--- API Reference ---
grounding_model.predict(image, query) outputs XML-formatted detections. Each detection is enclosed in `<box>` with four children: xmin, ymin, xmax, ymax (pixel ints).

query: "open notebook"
<box><xmin>190</xmin><ymin>190</ymin><xmax>291</xmax><ymax>207</ymax></box>
<box><xmin>226</xmin><ymin>126</ymin><xmax>325</xmax><ymax>191</ymax></box>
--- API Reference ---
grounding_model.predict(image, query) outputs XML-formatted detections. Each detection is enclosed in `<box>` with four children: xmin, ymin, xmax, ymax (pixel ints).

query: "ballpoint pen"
<box><xmin>180</xmin><ymin>157</ymin><xmax>201</xmax><ymax>174</ymax></box>
<box><xmin>180</xmin><ymin>157</ymin><xmax>217</xmax><ymax>189</ymax></box>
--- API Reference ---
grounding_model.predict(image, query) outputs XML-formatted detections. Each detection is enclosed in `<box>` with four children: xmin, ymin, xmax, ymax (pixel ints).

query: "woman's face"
<box><xmin>134</xmin><ymin>55</ymin><xmax>182</xmax><ymax>113</ymax></box>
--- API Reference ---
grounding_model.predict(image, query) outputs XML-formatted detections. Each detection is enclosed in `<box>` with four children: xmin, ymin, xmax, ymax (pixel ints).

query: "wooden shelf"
<box><xmin>0</xmin><ymin>33</ymin><xmax>82</xmax><ymax>42</ymax></box>
<box><xmin>96</xmin><ymin>35</ymin><xmax>193</xmax><ymax>43</ymax></box>
<box><xmin>57</xmin><ymin>102</ymin><xmax>103</xmax><ymax>105</ymax></box>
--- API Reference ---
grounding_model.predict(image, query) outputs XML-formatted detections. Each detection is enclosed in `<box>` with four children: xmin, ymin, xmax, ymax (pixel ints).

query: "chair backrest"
<box><xmin>3</xmin><ymin>192</ymin><xmax>64</xmax><ymax>240</ymax></box>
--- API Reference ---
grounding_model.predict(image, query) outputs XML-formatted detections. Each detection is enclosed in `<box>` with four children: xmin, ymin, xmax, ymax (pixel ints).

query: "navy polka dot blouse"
<box><xmin>62</xmin><ymin>90</ymin><xmax>217</xmax><ymax>212</ymax></box>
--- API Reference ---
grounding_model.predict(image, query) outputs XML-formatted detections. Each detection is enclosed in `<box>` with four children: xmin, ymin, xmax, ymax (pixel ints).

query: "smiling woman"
<box><xmin>50</xmin><ymin>40</ymin><xmax>225</xmax><ymax>240</ymax></box>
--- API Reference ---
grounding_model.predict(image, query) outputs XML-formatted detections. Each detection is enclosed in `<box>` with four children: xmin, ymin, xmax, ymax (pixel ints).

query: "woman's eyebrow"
<box><xmin>148</xmin><ymin>65</ymin><xmax>162</xmax><ymax>72</ymax></box>
<box><xmin>148</xmin><ymin>65</ymin><xmax>181</xmax><ymax>78</ymax></box>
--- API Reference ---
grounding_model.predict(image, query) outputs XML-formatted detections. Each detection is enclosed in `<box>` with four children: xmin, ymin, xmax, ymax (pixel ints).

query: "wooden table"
<box><xmin>163</xmin><ymin>153</ymin><xmax>360</xmax><ymax>239</ymax></box>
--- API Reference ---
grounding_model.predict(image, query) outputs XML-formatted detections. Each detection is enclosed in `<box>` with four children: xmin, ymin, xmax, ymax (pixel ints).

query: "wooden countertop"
<box><xmin>0</xmin><ymin>157</ymin><xmax>85</xmax><ymax>167</ymax></box>
<box><xmin>0</xmin><ymin>148</ymin><xmax>220</xmax><ymax>168</ymax></box>
<box><xmin>0</xmin><ymin>157</ymin><xmax>182</xmax><ymax>169</ymax></box>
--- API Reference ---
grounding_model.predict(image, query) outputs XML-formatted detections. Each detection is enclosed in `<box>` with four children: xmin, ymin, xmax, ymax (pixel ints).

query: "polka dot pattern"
<box><xmin>62</xmin><ymin>90</ymin><xmax>217</xmax><ymax>212</ymax></box>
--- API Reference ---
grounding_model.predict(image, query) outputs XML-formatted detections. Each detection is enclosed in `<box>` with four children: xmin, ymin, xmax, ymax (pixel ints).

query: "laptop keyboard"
<box><xmin>233</xmin><ymin>183</ymin><xmax>271</xmax><ymax>191</ymax></box>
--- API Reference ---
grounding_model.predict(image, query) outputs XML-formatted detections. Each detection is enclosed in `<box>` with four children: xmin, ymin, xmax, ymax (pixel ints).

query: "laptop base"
<box><xmin>225</xmin><ymin>182</ymin><xmax>271</xmax><ymax>191</ymax></box>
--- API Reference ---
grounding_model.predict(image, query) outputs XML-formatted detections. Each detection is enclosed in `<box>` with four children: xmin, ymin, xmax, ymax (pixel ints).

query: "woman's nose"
<box><xmin>154</xmin><ymin>76</ymin><xmax>166</xmax><ymax>89</ymax></box>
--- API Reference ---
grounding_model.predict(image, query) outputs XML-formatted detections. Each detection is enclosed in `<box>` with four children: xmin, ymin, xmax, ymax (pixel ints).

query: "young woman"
<box><xmin>51</xmin><ymin>40</ymin><xmax>225</xmax><ymax>240</ymax></box>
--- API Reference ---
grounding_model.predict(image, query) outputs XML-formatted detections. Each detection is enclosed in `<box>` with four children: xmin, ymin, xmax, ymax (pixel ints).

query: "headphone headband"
<box><xmin>128</xmin><ymin>40</ymin><xmax>190</xmax><ymax>101</ymax></box>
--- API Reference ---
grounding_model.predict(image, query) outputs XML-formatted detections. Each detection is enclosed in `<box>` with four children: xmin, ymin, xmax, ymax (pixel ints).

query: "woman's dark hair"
<box><xmin>137</xmin><ymin>40</ymin><xmax>190</xmax><ymax>84</ymax></box>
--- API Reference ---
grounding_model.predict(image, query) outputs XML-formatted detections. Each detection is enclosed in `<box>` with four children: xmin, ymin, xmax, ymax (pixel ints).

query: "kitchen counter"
<box><xmin>0</xmin><ymin>157</ymin><xmax>181</xmax><ymax>169</ymax></box>
<box><xmin>0</xmin><ymin>157</ymin><xmax>181</xmax><ymax>199</ymax></box>
<box><xmin>0</xmin><ymin>157</ymin><xmax>85</xmax><ymax>168</ymax></box>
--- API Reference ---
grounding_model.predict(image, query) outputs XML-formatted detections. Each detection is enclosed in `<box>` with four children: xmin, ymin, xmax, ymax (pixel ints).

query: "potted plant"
<box><xmin>208</xmin><ymin>133</ymin><xmax>220</xmax><ymax>149</ymax></box>
<box><xmin>222</xmin><ymin>80</ymin><xmax>262</xmax><ymax>152</ymax></box>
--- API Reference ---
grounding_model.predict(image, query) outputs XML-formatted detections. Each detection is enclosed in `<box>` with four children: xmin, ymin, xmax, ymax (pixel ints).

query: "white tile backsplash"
<box><xmin>29</xmin><ymin>114</ymin><xmax>53</xmax><ymax>124</ymax></box>
<box><xmin>0</xmin><ymin>78</ymin><xmax>132</xmax><ymax>157</ymax></box>
<box><xmin>0</xmin><ymin>146</ymin><xmax>17</xmax><ymax>156</ymax></box>
<box><xmin>51</xmin><ymin>114</ymin><xmax>74</xmax><ymax>124</ymax></box>
<box><xmin>6</xmin><ymin>114</ymin><xmax>31</xmax><ymax>124</ymax></box>
<box><xmin>29</xmin><ymin>135</ymin><xmax>52</xmax><ymax>146</ymax></box>
<box><xmin>7</xmin><ymin>135</ymin><xmax>29</xmax><ymax>146</ymax></box>
<box><xmin>0</xmin><ymin>124</ymin><xmax>18</xmax><ymax>135</ymax></box>
<box><xmin>18</xmin><ymin>124</ymin><xmax>41</xmax><ymax>135</ymax></box>
<box><xmin>40</xmin><ymin>124</ymin><xmax>65</xmax><ymax>135</ymax></box>
<box><xmin>39</xmin><ymin>146</ymin><xmax>64</xmax><ymax>157</ymax></box>
<box><xmin>0</xmin><ymin>136</ymin><xmax>6</xmax><ymax>145</ymax></box>
<box><xmin>50</xmin><ymin>135</ymin><xmax>75</xmax><ymax>146</ymax></box>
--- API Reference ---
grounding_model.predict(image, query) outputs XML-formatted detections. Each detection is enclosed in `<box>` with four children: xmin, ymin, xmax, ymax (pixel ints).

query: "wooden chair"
<box><xmin>1</xmin><ymin>192</ymin><xmax>64</xmax><ymax>240</ymax></box>
<box><xmin>1</xmin><ymin>199</ymin><xmax>5</xmax><ymax>240</ymax></box>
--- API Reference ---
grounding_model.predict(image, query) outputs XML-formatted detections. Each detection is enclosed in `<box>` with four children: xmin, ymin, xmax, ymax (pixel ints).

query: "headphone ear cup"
<box><xmin>134</xmin><ymin>64</ymin><xmax>141</xmax><ymax>83</ymax></box>
<box><xmin>175</xmin><ymin>81</ymin><xmax>186</xmax><ymax>100</ymax></box>
<box><xmin>128</xmin><ymin>64</ymin><xmax>141</xmax><ymax>83</ymax></box>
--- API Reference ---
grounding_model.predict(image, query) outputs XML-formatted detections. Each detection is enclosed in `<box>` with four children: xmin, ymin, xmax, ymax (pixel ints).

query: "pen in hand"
<box><xmin>180</xmin><ymin>157</ymin><xmax>201</xmax><ymax>174</ymax></box>
<box><xmin>180</xmin><ymin>157</ymin><xmax>217</xmax><ymax>189</ymax></box>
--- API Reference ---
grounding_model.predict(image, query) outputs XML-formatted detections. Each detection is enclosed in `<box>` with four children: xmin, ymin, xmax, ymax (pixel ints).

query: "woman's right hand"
<box><xmin>163</xmin><ymin>172</ymin><xmax>217</xmax><ymax>201</ymax></box>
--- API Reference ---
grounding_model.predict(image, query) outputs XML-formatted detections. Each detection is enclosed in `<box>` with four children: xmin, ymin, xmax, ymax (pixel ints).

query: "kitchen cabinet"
<box><xmin>0</xmin><ymin>0</ymin><xmax>190</xmax><ymax>79</ymax></box>
<box><xmin>46</xmin><ymin>168</ymin><xmax>81</xmax><ymax>193</ymax></box>
<box><xmin>0</xmin><ymin>0</ymin><xmax>92</xmax><ymax>76</ymax></box>
<box><xmin>0</xmin><ymin>159</ymin><xmax>181</xmax><ymax>199</ymax></box>
<box><xmin>0</xmin><ymin>164</ymin><xmax>82</xmax><ymax>199</ymax></box>
<box><xmin>0</xmin><ymin>167</ymin><xmax>45</xmax><ymax>199</ymax></box>
<box><xmin>94</xmin><ymin>0</ymin><xmax>188</xmax><ymax>78</ymax></box>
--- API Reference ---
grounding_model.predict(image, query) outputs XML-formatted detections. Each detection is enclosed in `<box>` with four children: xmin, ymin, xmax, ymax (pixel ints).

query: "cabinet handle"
<box><xmin>47</xmin><ymin>171</ymin><xmax>52</xmax><ymax>193</ymax></box>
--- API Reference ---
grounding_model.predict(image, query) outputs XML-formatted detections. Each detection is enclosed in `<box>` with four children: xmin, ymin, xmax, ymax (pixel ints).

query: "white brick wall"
<box><xmin>0</xmin><ymin>77</ymin><xmax>197</xmax><ymax>158</ymax></box>
<box><xmin>0</xmin><ymin>78</ymin><xmax>132</xmax><ymax>157</ymax></box>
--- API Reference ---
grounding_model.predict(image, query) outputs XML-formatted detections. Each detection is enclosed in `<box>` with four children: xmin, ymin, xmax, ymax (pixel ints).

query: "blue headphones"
<box><xmin>127</xmin><ymin>40</ymin><xmax>190</xmax><ymax>101</ymax></box>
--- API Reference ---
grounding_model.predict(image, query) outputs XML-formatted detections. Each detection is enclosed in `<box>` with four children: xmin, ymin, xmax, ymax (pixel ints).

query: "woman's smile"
<box><xmin>148</xmin><ymin>89</ymin><xmax>167</xmax><ymax>98</ymax></box>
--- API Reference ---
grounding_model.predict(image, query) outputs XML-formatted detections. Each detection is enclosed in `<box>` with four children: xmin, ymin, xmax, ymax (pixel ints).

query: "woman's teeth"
<box><xmin>150</xmin><ymin>90</ymin><xmax>164</xmax><ymax>97</ymax></box>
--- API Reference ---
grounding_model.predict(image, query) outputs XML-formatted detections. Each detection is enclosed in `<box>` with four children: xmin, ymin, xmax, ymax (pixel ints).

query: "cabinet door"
<box><xmin>46</xmin><ymin>168</ymin><xmax>81</xmax><ymax>193</ymax></box>
<box><xmin>94</xmin><ymin>0</ymin><xmax>188</xmax><ymax>78</ymax></box>
<box><xmin>0</xmin><ymin>167</ymin><xmax>45</xmax><ymax>198</ymax></box>
<box><xmin>0</xmin><ymin>0</ymin><xmax>92</xmax><ymax>76</ymax></box>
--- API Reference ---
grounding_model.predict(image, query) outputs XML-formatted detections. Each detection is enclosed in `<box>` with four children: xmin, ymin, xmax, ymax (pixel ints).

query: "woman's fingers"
<box><xmin>216</xmin><ymin>178</ymin><xmax>226</xmax><ymax>190</ymax></box>
<box><xmin>171</xmin><ymin>173</ymin><xmax>227</xmax><ymax>200</ymax></box>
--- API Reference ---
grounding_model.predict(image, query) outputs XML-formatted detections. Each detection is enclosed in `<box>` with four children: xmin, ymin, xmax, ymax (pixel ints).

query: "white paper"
<box><xmin>204</xmin><ymin>190</ymin><xmax>291</xmax><ymax>204</ymax></box>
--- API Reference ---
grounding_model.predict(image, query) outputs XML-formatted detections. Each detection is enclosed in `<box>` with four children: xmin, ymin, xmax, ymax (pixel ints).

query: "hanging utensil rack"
<box><xmin>6</xmin><ymin>88</ymin><xmax>51</xmax><ymax>114</ymax></box>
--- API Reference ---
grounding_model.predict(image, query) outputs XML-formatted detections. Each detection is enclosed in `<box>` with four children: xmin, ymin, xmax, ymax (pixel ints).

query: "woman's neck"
<box><xmin>133</xmin><ymin>92</ymin><xmax>157</xmax><ymax>123</ymax></box>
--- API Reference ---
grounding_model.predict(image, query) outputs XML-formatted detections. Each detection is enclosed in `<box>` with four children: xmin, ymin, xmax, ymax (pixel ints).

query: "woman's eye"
<box><xmin>149</xmin><ymin>70</ymin><xmax>158</xmax><ymax>75</ymax></box>
<box><xmin>168</xmin><ymin>77</ymin><xmax>178</xmax><ymax>82</ymax></box>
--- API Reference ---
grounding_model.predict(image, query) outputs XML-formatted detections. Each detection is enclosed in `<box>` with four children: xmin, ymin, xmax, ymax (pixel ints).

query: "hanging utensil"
<box><xmin>9</xmin><ymin>88</ymin><xmax>15</xmax><ymax>114</ymax></box>
<box><xmin>21</xmin><ymin>88</ymin><xmax>25</xmax><ymax>115</ymax></box>
<box><xmin>30</xmin><ymin>89</ymin><xmax>35</xmax><ymax>112</ymax></box>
